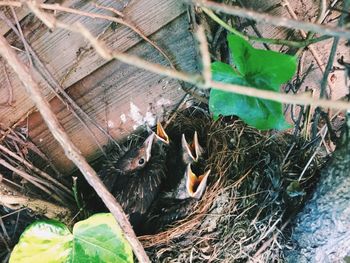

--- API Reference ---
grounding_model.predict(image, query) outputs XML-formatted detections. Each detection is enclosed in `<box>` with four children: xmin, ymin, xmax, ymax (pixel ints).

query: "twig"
<box><xmin>9</xmin><ymin>6</ymin><xmax>33</xmax><ymax>67</ymax></box>
<box><xmin>0</xmin><ymin>10</ymin><xmax>120</xmax><ymax>154</ymax></box>
<box><xmin>7</xmin><ymin>2</ymin><xmax>350</xmax><ymax>112</ymax></box>
<box><xmin>319</xmin><ymin>0</ymin><xmax>350</xmax><ymax>99</ymax></box>
<box><xmin>320</xmin><ymin>39</ymin><xmax>340</xmax><ymax>99</ymax></box>
<box><xmin>1</xmin><ymin>61</ymin><xmax>14</xmax><ymax>106</ymax></box>
<box><xmin>0</xmin><ymin>29</ymin><xmax>151</xmax><ymax>263</ymax></box>
<box><xmin>0</xmin><ymin>233</ymin><xmax>10</xmax><ymax>252</ymax></box>
<box><xmin>202</xmin><ymin>7</ymin><xmax>332</xmax><ymax>48</ymax></box>
<box><xmin>73</xmin><ymin>21</ymin><xmax>350</xmax><ymax>110</ymax></box>
<box><xmin>93</xmin><ymin>3</ymin><xmax>125</xmax><ymax>18</ymax></box>
<box><xmin>0</xmin><ymin>159</ymin><xmax>62</xmax><ymax>203</ymax></box>
<box><xmin>282</xmin><ymin>0</ymin><xmax>332</xmax><ymax>86</ymax></box>
<box><xmin>298</xmin><ymin>125</ymin><xmax>328</xmax><ymax>181</ymax></box>
<box><xmin>311</xmin><ymin>0</ymin><xmax>350</xmax><ymax>138</ymax></box>
<box><xmin>188</xmin><ymin>0</ymin><xmax>350</xmax><ymax>39</ymax></box>
<box><xmin>0</xmin><ymin>207</ymin><xmax>26</xmax><ymax>220</ymax></box>
<box><xmin>21</xmin><ymin>6</ymin><xmax>350</xmax><ymax>111</ymax></box>
<box><xmin>236</xmin><ymin>0</ymin><xmax>270</xmax><ymax>50</ymax></box>
<box><xmin>0</xmin><ymin>217</ymin><xmax>10</xmax><ymax>242</ymax></box>
<box><xmin>0</xmin><ymin>182</ymin><xmax>71</xmax><ymax>224</ymax></box>
<box><xmin>253</xmin><ymin>218</ymin><xmax>291</xmax><ymax>259</ymax></box>
<box><xmin>196</xmin><ymin>26</ymin><xmax>211</xmax><ymax>88</ymax></box>
<box><xmin>0</xmin><ymin>143</ymin><xmax>72</xmax><ymax>195</ymax></box>
<box><xmin>0</xmin><ymin>1</ymin><xmax>21</xmax><ymax>7</ymax></box>
<box><xmin>317</xmin><ymin>0</ymin><xmax>327</xmax><ymax>24</ymax></box>
<box><xmin>38</xmin><ymin>2</ymin><xmax>174</xmax><ymax>68</ymax></box>
<box><xmin>0</xmin><ymin>120</ymin><xmax>65</xmax><ymax>181</ymax></box>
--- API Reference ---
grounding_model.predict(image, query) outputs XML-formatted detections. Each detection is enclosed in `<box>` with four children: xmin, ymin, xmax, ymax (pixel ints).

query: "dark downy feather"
<box><xmin>99</xmin><ymin>134</ymin><xmax>168</xmax><ymax>230</ymax></box>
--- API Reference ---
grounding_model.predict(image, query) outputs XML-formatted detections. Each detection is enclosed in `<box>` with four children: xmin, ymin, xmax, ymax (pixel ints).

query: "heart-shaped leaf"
<box><xmin>71</xmin><ymin>213</ymin><xmax>133</xmax><ymax>263</ymax></box>
<box><xmin>209</xmin><ymin>35</ymin><xmax>297</xmax><ymax>130</ymax></box>
<box><xmin>10</xmin><ymin>213</ymin><xmax>133</xmax><ymax>263</ymax></box>
<box><xmin>9</xmin><ymin>221</ymin><xmax>72</xmax><ymax>263</ymax></box>
<box><xmin>228</xmin><ymin>35</ymin><xmax>297</xmax><ymax>85</ymax></box>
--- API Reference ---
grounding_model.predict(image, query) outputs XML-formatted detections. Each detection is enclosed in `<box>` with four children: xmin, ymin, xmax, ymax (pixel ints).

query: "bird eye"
<box><xmin>138</xmin><ymin>158</ymin><xmax>145</xmax><ymax>165</ymax></box>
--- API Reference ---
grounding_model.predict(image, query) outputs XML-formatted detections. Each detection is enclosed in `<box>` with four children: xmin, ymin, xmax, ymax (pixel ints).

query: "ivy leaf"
<box><xmin>209</xmin><ymin>35</ymin><xmax>297</xmax><ymax>130</ymax></box>
<box><xmin>10</xmin><ymin>213</ymin><xmax>133</xmax><ymax>263</ymax></box>
<box><xmin>9</xmin><ymin>221</ymin><xmax>72</xmax><ymax>263</ymax></box>
<box><xmin>227</xmin><ymin>35</ymin><xmax>297</xmax><ymax>85</ymax></box>
<box><xmin>71</xmin><ymin>213</ymin><xmax>133</xmax><ymax>263</ymax></box>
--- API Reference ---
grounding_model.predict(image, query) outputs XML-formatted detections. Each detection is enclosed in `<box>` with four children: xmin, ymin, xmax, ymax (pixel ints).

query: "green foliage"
<box><xmin>10</xmin><ymin>213</ymin><xmax>133</xmax><ymax>263</ymax></box>
<box><xmin>209</xmin><ymin>35</ymin><xmax>297</xmax><ymax>130</ymax></box>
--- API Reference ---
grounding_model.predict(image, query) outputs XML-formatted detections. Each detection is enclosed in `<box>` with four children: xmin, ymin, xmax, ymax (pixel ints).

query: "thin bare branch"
<box><xmin>0</xmin><ymin>29</ymin><xmax>151</xmax><ymax>263</ymax></box>
<box><xmin>0</xmin><ymin>143</ymin><xmax>71</xmax><ymax>195</ymax></box>
<box><xmin>0</xmin><ymin>9</ymin><xmax>120</xmax><ymax>153</ymax></box>
<box><xmin>0</xmin><ymin>181</ymin><xmax>71</xmax><ymax>223</ymax></box>
<box><xmin>202</xmin><ymin>6</ymin><xmax>332</xmax><ymax>48</ymax></box>
<box><xmin>1</xmin><ymin>61</ymin><xmax>14</xmax><ymax>106</ymax></box>
<box><xmin>9</xmin><ymin>6</ymin><xmax>33</xmax><ymax>67</ymax></box>
<box><xmin>37</xmin><ymin>2</ymin><xmax>174</xmax><ymax>68</ymax></box>
<box><xmin>320</xmin><ymin>0</ymin><xmax>350</xmax><ymax>99</ymax></box>
<box><xmin>0</xmin><ymin>1</ymin><xmax>21</xmax><ymax>7</ymax></box>
<box><xmin>196</xmin><ymin>26</ymin><xmax>211</xmax><ymax>88</ymax></box>
<box><xmin>188</xmin><ymin>0</ymin><xmax>350</xmax><ymax>39</ymax></box>
<box><xmin>282</xmin><ymin>0</ymin><xmax>334</xmax><ymax>92</ymax></box>
<box><xmin>24</xmin><ymin>6</ymin><xmax>350</xmax><ymax>111</ymax></box>
<box><xmin>0</xmin><ymin>158</ymin><xmax>62</xmax><ymax>202</ymax></box>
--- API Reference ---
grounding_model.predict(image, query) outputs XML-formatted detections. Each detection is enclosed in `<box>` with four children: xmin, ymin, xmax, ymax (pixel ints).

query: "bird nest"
<box><xmin>0</xmin><ymin>103</ymin><xmax>325</xmax><ymax>262</ymax></box>
<box><xmin>139</xmin><ymin>105</ymin><xmax>324</xmax><ymax>262</ymax></box>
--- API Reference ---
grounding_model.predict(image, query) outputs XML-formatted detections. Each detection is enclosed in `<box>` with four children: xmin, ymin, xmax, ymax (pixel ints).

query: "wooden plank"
<box><xmin>0</xmin><ymin>0</ymin><xmax>81</xmax><ymax>35</ymax></box>
<box><xmin>0</xmin><ymin>4</ymin><xmax>30</xmax><ymax>35</ymax></box>
<box><xmin>27</xmin><ymin>14</ymin><xmax>198</xmax><ymax>174</ymax></box>
<box><xmin>0</xmin><ymin>0</ymin><xmax>185</xmax><ymax>128</ymax></box>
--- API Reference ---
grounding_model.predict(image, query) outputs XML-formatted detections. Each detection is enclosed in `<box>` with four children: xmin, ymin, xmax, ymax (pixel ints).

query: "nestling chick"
<box><xmin>99</xmin><ymin>122</ymin><xmax>169</xmax><ymax>229</ymax></box>
<box><xmin>141</xmin><ymin>131</ymin><xmax>210</xmax><ymax>234</ymax></box>
<box><xmin>181</xmin><ymin>131</ymin><xmax>204</xmax><ymax>164</ymax></box>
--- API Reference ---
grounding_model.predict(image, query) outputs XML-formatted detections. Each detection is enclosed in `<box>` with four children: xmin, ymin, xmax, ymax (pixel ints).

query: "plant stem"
<box><xmin>202</xmin><ymin>7</ymin><xmax>332</xmax><ymax>48</ymax></box>
<box><xmin>72</xmin><ymin>177</ymin><xmax>83</xmax><ymax>212</ymax></box>
<box><xmin>193</xmin><ymin>0</ymin><xmax>350</xmax><ymax>39</ymax></box>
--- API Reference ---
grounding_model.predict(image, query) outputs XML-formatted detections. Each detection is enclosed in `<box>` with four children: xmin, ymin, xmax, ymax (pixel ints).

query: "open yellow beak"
<box><xmin>156</xmin><ymin>122</ymin><xmax>169</xmax><ymax>144</ymax></box>
<box><xmin>185</xmin><ymin>164</ymin><xmax>210</xmax><ymax>199</ymax></box>
<box><xmin>181</xmin><ymin>131</ymin><xmax>203</xmax><ymax>163</ymax></box>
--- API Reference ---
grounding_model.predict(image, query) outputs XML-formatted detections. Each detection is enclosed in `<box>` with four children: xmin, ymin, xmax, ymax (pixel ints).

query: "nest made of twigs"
<box><xmin>139</xmin><ymin>105</ymin><xmax>324</xmax><ymax>262</ymax></box>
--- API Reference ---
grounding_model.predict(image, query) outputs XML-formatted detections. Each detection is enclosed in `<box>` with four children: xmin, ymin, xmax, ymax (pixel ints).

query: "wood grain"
<box><xmin>0</xmin><ymin>0</ymin><xmax>185</xmax><ymax>127</ymax></box>
<box><xmin>27</xmin><ymin>14</ymin><xmax>198</xmax><ymax>174</ymax></box>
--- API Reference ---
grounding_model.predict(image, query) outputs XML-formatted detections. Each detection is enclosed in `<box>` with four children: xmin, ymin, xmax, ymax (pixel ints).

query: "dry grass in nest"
<box><xmin>140</xmin><ymin>106</ymin><xmax>324</xmax><ymax>262</ymax></box>
<box><xmin>0</xmin><ymin>104</ymin><xmax>325</xmax><ymax>262</ymax></box>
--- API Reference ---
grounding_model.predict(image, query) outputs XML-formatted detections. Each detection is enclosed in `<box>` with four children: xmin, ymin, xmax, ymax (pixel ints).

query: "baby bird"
<box><xmin>141</xmin><ymin>132</ymin><xmax>210</xmax><ymax>234</ymax></box>
<box><xmin>181</xmin><ymin>131</ymin><xmax>204</xmax><ymax>164</ymax></box>
<box><xmin>99</xmin><ymin>122</ymin><xmax>169</xmax><ymax>229</ymax></box>
<box><xmin>168</xmin><ymin>163</ymin><xmax>210</xmax><ymax>200</ymax></box>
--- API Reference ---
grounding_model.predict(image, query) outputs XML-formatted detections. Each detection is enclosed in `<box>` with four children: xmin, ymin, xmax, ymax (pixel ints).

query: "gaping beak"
<box><xmin>156</xmin><ymin>122</ymin><xmax>169</xmax><ymax>144</ymax></box>
<box><xmin>181</xmin><ymin>131</ymin><xmax>204</xmax><ymax>163</ymax></box>
<box><xmin>143</xmin><ymin>132</ymin><xmax>155</xmax><ymax>162</ymax></box>
<box><xmin>185</xmin><ymin>164</ymin><xmax>210</xmax><ymax>199</ymax></box>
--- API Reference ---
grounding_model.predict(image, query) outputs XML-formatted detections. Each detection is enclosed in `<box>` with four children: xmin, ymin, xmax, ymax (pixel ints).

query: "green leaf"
<box><xmin>10</xmin><ymin>213</ymin><xmax>133</xmax><ymax>263</ymax></box>
<box><xmin>209</xmin><ymin>35</ymin><xmax>297</xmax><ymax>130</ymax></box>
<box><xmin>227</xmin><ymin>35</ymin><xmax>297</xmax><ymax>85</ymax></box>
<box><xmin>210</xmin><ymin>89</ymin><xmax>291</xmax><ymax>130</ymax></box>
<box><xmin>9</xmin><ymin>220</ymin><xmax>72</xmax><ymax>263</ymax></box>
<box><xmin>71</xmin><ymin>213</ymin><xmax>133</xmax><ymax>263</ymax></box>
